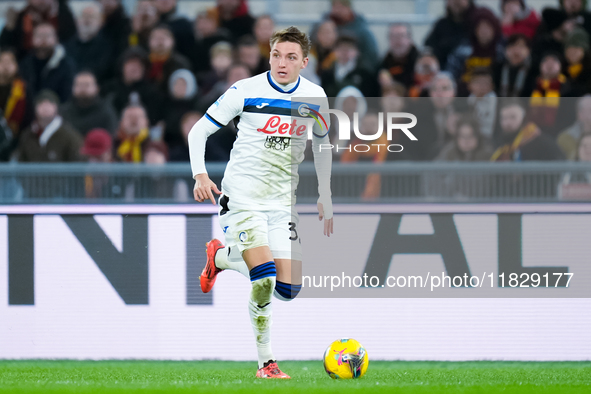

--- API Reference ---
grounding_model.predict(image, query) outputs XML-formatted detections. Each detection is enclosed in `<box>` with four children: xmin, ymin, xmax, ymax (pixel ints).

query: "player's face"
<box><xmin>269</xmin><ymin>41</ymin><xmax>308</xmax><ymax>84</ymax></box>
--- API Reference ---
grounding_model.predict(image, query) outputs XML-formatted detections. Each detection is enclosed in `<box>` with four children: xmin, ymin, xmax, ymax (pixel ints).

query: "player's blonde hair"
<box><xmin>270</xmin><ymin>26</ymin><xmax>311</xmax><ymax>58</ymax></box>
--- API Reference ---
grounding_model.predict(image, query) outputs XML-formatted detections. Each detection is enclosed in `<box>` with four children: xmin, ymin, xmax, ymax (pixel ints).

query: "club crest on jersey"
<box><xmin>264</xmin><ymin>136</ymin><xmax>291</xmax><ymax>151</ymax></box>
<box><xmin>239</xmin><ymin>231</ymin><xmax>248</xmax><ymax>243</ymax></box>
<box><xmin>257</xmin><ymin>116</ymin><xmax>307</xmax><ymax>136</ymax></box>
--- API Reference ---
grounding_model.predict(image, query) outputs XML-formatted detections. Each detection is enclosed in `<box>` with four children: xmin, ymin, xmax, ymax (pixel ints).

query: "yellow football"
<box><xmin>323</xmin><ymin>338</ymin><xmax>368</xmax><ymax>379</ymax></box>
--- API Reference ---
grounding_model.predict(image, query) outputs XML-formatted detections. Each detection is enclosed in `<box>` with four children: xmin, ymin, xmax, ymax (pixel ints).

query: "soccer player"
<box><xmin>188</xmin><ymin>27</ymin><xmax>333</xmax><ymax>378</ymax></box>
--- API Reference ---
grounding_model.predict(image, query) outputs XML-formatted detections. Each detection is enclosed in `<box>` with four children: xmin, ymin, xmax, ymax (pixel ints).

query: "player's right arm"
<box><xmin>188</xmin><ymin>83</ymin><xmax>245</xmax><ymax>204</ymax></box>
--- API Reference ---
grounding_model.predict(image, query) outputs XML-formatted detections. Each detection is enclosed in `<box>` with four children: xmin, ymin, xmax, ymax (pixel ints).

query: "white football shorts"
<box><xmin>218</xmin><ymin>195</ymin><xmax>302</xmax><ymax>262</ymax></box>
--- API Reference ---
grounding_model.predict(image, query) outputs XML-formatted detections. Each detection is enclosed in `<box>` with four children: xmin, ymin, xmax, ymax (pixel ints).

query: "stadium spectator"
<box><xmin>341</xmin><ymin>111</ymin><xmax>387</xmax><ymax>200</ymax></box>
<box><xmin>380</xmin><ymin>83</ymin><xmax>409</xmax><ymax>160</ymax></box>
<box><xmin>500</xmin><ymin>0</ymin><xmax>540</xmax><ymax>40</ymax></box>
<box><xmin>425</xmin><ymin>0</ymin><xmax>478</xmax><ymax>69</ymax></box>
<box><xmin>81</xmin><ymin>128</ymin><xmax>112</xmax><ymax>162</ymax></box>
<box><xmin>328</xmin><ymin>85</ymin><xmax>366</xmax><ymax>157</ymax></box>
<box><xmin>408</xmin><ymin>50</ymin><xmax>440</xmax><ymax>98</ymax></box>
<box><xmin>324</xmin><ymin>0</ymin><xmax>379</xmax><ymax>67</ymax></box>
<box><xmin>335</xmin><ymin>85</ymin><xmax>366</xmax><ymax>121</ymax></box>
<box><xmin>154</xmin><ymin>0</ymin><xmax>194</xmax><ymax>59</ymax></box>
<box><xmin>19</xmin><ymin>23</ymin><xmax>76</xmax><ymax>102</ymax></box>
<box><xmin>557</xmin><ymin>95</ymin><xmax>591</xmax><ymax>159</ymax></box>
<box><xmin>467</xmin><ymin>68</ymin><xmax>497</xmax><ymax>141</ymax></box>
<box><xmin>311</xmin><ymin>20</ymin><xmax>338</xmax><ymax>75</ymax></box>
<box><xmin>559</xmin><ymin>134</ymin><xmax>591</xmax><ymax>198</ymax></box>
<box><xmin>492</xmin><ymin>98</ymin><xmax>564</xmax><ymax>161</ymax></box>
<box><xmin>0</xmin><ymin>117</ymin><xmax>16</xmax><ymax>162</ymax></box>
<box><xmin>144</xmin><ymin>140</ymin><xmax>168</xmax><ymax>164</ymax></box>
<box><xmin>321</xmin><ymin>35</ymin><xmax>379</xmax><ymax>98</ymax></box>
<box><xmin>577</xmin><ymin>133</ymin><xmax>591</xmax><ymax>161</ymax></box>
<box><xmin>129</xmin><ymin>0</ymin><xmax>159</xmax><ymax>50</ymax></box>
<box><xmin>190</xmin><ymin>11</ymin><xmax>231</xmax><ymax>73</ymax></box>
<box><xmin>106</xmin><ymin>47</ymin><xmax>164</xmax><ymax>125</ymax></box>
<box><xmin>0</xmin><ymin>50</ymin><xmax>30</xmax><ymax>134</ymax></box>
<box><xmin>446</xmin><ymin>7</ymin><xmax>504</xmax><ymax>96</ymax></box>
<box><xmin>379</xmin><ymin>23</ymin><xmax>418</xmax><ymax>90</ymax></box>
<box><xmin>411</xmin><ymin>72</ymin><xmax>459</xmax><ymax>160</ymax></box>
<box><xmin>115</xmin><ymin>104</ymin><xmax>150</xmax><ymax>162</ymax></box>
<box><xmin>198</xmin><ymin>62</ymin><xmax>251</xmax><ymax>111</ymax></box>
<box><xmin>197</xmin><ymin>42</ymin><xmax>235</xmax><ymax>96</ymax></box>
<box><xmin>65</xmin><ymin>3</ymin><xmax>114</xmax><ymax>84</ymax></box>
<box><xmin>430</xmin><ymin>72</ymin><xmax>459</xmax><ymax>148</ymax></box>
<box><xmin>0</xmin><ymin>0</ymin><xmax>76</xmax><ymax>60</ymax></box>
<box><xmin>494</xmin><ymin>34</ymin><xmax>537</xmax><ymax>97</ymax></box>
<box><xmin>163</xmin><ymin>69</ymin><xmax>197</xmax><ymax>150</ymax></box>
<box><xmin>254</xmin><ymin>15</ymin><xmax>274</xmax><ymax>62</ymax></box>
<box><xmin>171</xmin><ymin>110</ymin><xmax>235</xmax><ymax>163</ymax></box>
<box><xmin>237</xmin><ymin>35</ymin><xmax>268</xmax><ymax>75</ymax></box>
<box><xmin>436</xmin><ymin>115</ymin><xmax>493</xmax><ymax>161</ymax></box>
<box><xmin>532</xmin><ymin>8</ymin><xmax>573</xmax><ymax>65</ymax></box>
<box><xmin>81</xmin><ymin>128</ymin><xmax>121</xmax><ymax>199</ymax></box>
<box><xmin>210</xmin><ymin>0</ymin><xmax>255</xmax><ymax>42</ymax></box>
<box><xmin>98</xmin><ymin>0</ymin><xmax>132</xmax><ymax>62</ymax></box>
<box><xmin>561</xmin><ymin>0</ymin><xmax>591</xmax><ymax>36</ymax></box>
<box><xmin>147</xmin><ymin>25</ymin><xmax>192</xmax><ymax>93</ymax></box>
<box><xmin>530</xmin><ymin>52</ymin><xmax>570</xmax><ymax>136</ymax></box>
<box><xmin>381</xmin><ymin>82</ymin><xmax>407</xmax><ymax>114</ymax></box>
<box><xmin>169</xmin><ymin>111</ymin><xmax>197</xmax><ymax>162</ymax></box>
<box><xmin>17</xmin><ymin>89</ymin><xmax>82</xmax><ymax>162</ymax></box>
<box><xmin>563</xmin><ymin>27</ymin><xmax>591</xmax><ymax>95</ymax></box>
<box><xmin>144</xmin><ymin>140</ymin><xmax>176</xmax><ymax>199</ymax></box>
<box><xmin>61</xmin><ymin>71</ymin><xmax>118</xmax><ymax>136</ymax></box>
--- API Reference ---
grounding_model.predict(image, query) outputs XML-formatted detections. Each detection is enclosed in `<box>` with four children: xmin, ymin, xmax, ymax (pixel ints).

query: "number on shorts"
<box><xmin>288</xmin><ymin>222</ymin><xmax>298</xmax><ymax>241</ymax></box>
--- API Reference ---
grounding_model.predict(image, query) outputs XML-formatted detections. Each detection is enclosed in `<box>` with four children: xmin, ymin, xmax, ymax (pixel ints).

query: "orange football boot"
<box><xmin>199</xmin><ymin>239</ymin><xmax>224</xmax><ymax>293</ymax></box>
<box><xmin>256</xmin><ymin>361</ymin><xmax>291</xmax><ymax>379</ymax></box>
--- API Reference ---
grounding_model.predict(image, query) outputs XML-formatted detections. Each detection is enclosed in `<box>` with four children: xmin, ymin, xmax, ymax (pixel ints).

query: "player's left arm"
<box><xmin>311</xmin><ymin>95</ymin><xmax>333</xmax><ymax>237</ymax></box>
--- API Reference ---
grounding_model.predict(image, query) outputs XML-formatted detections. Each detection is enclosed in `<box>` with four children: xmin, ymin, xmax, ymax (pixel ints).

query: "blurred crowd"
<box><xmin>2</xmin><ymin>0</ymin><xmax>591</xmax><ymax>183</ymax></box>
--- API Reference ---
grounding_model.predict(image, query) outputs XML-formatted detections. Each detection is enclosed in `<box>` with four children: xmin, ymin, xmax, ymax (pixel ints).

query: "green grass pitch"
<box><xmin>0</xmin><ymin>360</ymin><xmax>589</xmax><ymax>393</ymax></box>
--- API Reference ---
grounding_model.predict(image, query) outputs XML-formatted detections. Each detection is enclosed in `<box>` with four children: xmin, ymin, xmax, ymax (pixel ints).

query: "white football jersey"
<box><xmin>205</xmin><ymin>71</ymin><xmax>330</xmax><ymax>210</ymax></box>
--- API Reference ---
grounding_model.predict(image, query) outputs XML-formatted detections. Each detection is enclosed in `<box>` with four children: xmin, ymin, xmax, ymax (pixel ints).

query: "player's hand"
<box><xmin>193</xmin><ymin>173</ymin><xmax>221</xmax><ymax>205</ymax></box>
<box><xmin>317</xmin><ymin>202</ymin><xmax>334</xmax><ymax>237</ymax></box>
